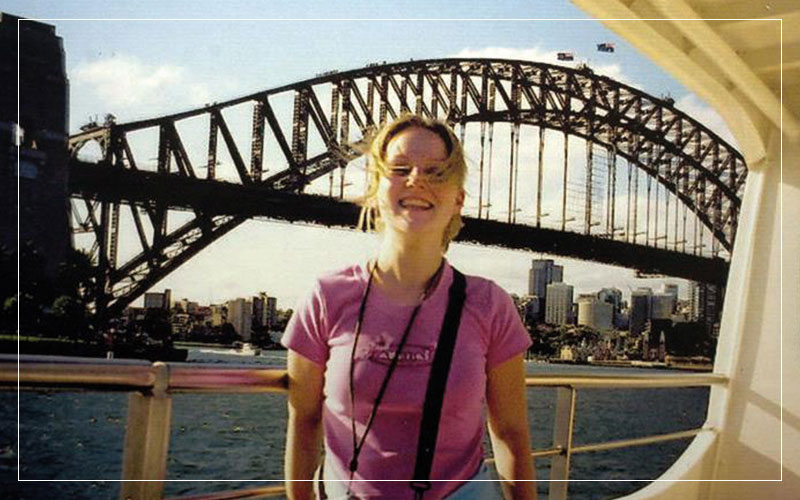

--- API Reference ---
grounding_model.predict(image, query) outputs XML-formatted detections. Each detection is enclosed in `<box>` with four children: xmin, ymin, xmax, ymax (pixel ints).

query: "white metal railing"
<box><xmin>1</xmin><ymin>354</ymin><xmax>727</xmax><ymax>500</ymax></box>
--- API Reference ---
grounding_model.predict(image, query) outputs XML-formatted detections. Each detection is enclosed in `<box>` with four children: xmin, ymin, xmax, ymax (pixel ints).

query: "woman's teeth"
<box><xmin>400</xmin><ymin>198</ymin><xmax>433</xmax><ymax>209</ymax></box>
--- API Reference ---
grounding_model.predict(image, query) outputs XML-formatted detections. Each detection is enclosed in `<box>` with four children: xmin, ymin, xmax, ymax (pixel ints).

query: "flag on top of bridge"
<box><xmin>557</xmin><ymin>52</ymin><xmax>574</xmax><ymax>61</ymax></box>
<box><xmin>597</xmin><ymin>43</ymin><xmax>615</xmax><ymax>53</ymax></box>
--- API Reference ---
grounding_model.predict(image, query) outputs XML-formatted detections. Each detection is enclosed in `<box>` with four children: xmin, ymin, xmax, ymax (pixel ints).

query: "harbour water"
<box><xmin>3</xmin><ymin>348</ymin><xmax>708</xmax><ymax>499</ymax></box>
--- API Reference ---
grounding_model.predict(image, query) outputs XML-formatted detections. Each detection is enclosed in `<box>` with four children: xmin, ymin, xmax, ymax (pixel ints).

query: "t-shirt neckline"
<box><xmin>357</xmin><ymin>259</ymin><xmax>453</xmax><ymax>309</ymax></box>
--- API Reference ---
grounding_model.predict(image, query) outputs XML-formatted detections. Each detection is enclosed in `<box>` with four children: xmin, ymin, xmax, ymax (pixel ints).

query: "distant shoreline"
<box><xmin>541</xmin><ymin>357</ymin><xmax>713</xmax><ymax>372</ymax></box>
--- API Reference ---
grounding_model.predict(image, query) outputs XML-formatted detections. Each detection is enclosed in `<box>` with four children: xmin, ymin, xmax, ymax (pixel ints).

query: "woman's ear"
<box><xmin>455</xmin><ymin>189</ymin><xmax>465</xmax><ymax>210</ymax></box>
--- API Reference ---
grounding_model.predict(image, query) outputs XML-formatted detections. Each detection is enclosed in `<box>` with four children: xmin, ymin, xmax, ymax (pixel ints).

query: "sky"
<box><xmin>9</xmin><ymin>0</ymin><xmax>738</xmax><ymax>310</ymax></box>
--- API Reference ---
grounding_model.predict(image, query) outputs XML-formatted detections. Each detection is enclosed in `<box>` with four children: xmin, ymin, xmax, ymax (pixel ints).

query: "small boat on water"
<box><xmin>233</xmin><ymin>341</ymin><xmax>261</xmax><ymax>356</ymax></box>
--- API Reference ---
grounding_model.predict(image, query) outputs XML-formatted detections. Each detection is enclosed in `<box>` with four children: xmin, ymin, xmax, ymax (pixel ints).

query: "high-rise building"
<box><xmin>209</xmin><ymin>304</ymin><xmax>226</xmax><ymax>327</ymax></box>
<box><xmin>630</xmin><ymin>288</ymin><xmax>652</xmax><ymax>335</ymax></box>
<box><xmin>598</xmin><ymin>287</ymin><xmax>623</xmax><ymax>328</ymax></box>
<box><xmin>661</xmin><ymin>283</ymin><xmax>679</xmax><ymax>299</ymax></box>
<box><xmin>552</xmin><ymin>265</ymin><xmax>564</xmax><ymax>283</ymax></box>
<box><xmin>545</xmin><ymin>282</ymin><xmax>573</xmax><ymax>325</ymax></box>
<box><xmin>528</xmin><ymin>260</ymin><xmax>564</xmax><ymax>321</ymax></box>
<box><xmin>2</xmin><ymin>16</ymin><xmax>70</xmax><ymax>279</ymax></box>
<box><xmin>253</xmin><ymin>293</ymin><xmax>278</xmax><ymax>329</ymax></box>
<box><xmin>144</xmin><ymin>289</ymin><xmax>171</xmax><ymax>310</ymax></box>
<box><xmin>178</xmin><ymin>298</ymin><xmax>198</xmax><ymax>314</ymax></box>
<box><xmin>597</xmin><ymin>287</ymin><xmax>623</xmax><ymax>312</ymax></box>
<box><xmin>690</xmin><ymin>282</ymin><xmax>723</xmax><ymax>335</ymax></box>
<box><xmin>651</xmin><ymin>292</ymin><xmax>676</xmax><ymax>320</ymax></box>
<box><xmin>577</xmin><ymin>296</ymin><xmax>614</xmax><ymax>331</ymax></box>
<box><xmin>528</xmin><ymin>259</ymin><xmax>563</xmax><ymax>297</ymax></box>
<box><xmin>227</xmin><ymin>298</ymin><xmax>253</xmax><ymax>341</ymax></box>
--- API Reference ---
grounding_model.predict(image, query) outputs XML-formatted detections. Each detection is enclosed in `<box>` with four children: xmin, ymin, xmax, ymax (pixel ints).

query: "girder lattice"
<box><xmin>68</xmin><ymin>58</ymin><xmax>746</xmax><ymax>318</ymax></box>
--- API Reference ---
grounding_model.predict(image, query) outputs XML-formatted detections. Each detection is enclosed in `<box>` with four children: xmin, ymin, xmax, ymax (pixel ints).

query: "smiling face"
<box><xmin>376</xmin><ymin>126</ymin><xmax>465</xmax><ymax>245</ymax></box>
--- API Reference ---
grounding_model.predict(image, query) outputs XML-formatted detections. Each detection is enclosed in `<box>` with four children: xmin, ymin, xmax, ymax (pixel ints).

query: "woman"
<box><xmin>283</xmin><ymin>114</ymin><xmax>537</xmax><ymax>500</ymax></box>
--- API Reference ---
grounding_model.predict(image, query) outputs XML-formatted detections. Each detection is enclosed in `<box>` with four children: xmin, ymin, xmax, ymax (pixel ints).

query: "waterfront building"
<box><xmin>2</xmin><ymin>15</ymin><xmax>70</xmax><ymax>279</ymax></box>
<box><xmin>616</xmin><ymin>310</ymin><xmax>630</xmax><ymax>331</ymax></box>
<box><xmin>597</xmin><ymin>287</ymin><xmax>623</xmax><ymax>327</ymax></box>
<box><xmin>209</xmin><ymin>304</ymin><xmax>226</xmax><ymax>327</ymax></box>
<box><xmin>252</xmin><ymin>292</ymin><xmax>278</xmax><ymax>329</ymax></box>
<box><xmin>528</xmin><ymin>259</ymin><xmax>564</xmax><ymax>321</ymax></box>
<box><xmin>528</xmin><ymin>259</ymin><xmax>563</xmax><ymax>297</ymax></box>
<box><xmin>661</xmin><ymin>283</ymin><xmax>679</xmax><ymax>299</ymax></box>
<box><xmin>577</xmin><ymin>296</ymin><xmax>614</xmax><ymax>331</ymax></box>
<box><xmin>559</xmin><ymin>344</ymin><xmax>575</xmax><ymax>361</ymax></box>
<box><xmin>630</xmin><ymin>288</ymin><xmax>652</xmax><ymax>336</ymax></box>
<box><xmin>122</xmin><ymin>306</ymin><xmax>146</xmax><ymax>323</ymax></box>
<box><xmin>144</xmin><ymin>289</ymin><xmax>171</xmax><ymax>310</ymax></box>
<box><xmin>177</xmin><ymin>298</ymin><xmax>198</xmax><ymax>314</ymax></box>
<box><xmin>651</xmin><ymin>292</ymin><xmax>676</xmax><ymax>320</ymax></box>
<box><xmin>552</xmin><ymin>264</ymin><xmax>564</xmax><ymax>283</ymax></box>
<box><xmin>545</xmin><ymin>282</ymin><xmax>573</xmax><ymax>326</ymax></box>
<box><xmin>193</xmin><ymin>305</ymin><xmax>211</xmax><ymax>324</ymax></box>
<box><xmin>597</xmin><ymin>287</ymin><xmax>623</xmax><ymax>312</ymax></box>
<box><xmin>171</xmin><ymin>313</ymin><xmax>192</xmax><ymax>337</ymax></box>
<box><xmin>226</xmin><ymin>298</ymin><xmax>252</xmax><ymax>341</ymax></box>
<box><xmin>690</xmin><ymin>282</ymin><xmax>723</xmax><ymax>336</ymax></box>
<box><xmin>514</xmin><ymin>295</ymin><xmax>541</xmax><ymax>325</ymax></box>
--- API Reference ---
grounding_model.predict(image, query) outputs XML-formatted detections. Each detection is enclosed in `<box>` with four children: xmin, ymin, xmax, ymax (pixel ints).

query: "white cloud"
<box><xmin>674</xmin><ymin>94</ymin><xmax>738</xmax><ymax>147</ymax></box>
<box><xmin>72</xmin><ymin>55</ymin><xmax>215</xmax><ymax>115</ymax></box>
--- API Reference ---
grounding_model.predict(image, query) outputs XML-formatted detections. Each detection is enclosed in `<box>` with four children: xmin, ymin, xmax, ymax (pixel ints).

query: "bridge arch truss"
<box><xmin>68</xmin><ymin>58</ymin><xmax>746</xmax><ymax>317</ymax></box>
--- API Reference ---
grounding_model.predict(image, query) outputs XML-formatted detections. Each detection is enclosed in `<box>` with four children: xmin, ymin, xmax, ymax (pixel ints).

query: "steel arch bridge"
<box><xmin>67</xmin><ymin>58</ymin><xmax>746</xmax><ymax>319</ymax></box>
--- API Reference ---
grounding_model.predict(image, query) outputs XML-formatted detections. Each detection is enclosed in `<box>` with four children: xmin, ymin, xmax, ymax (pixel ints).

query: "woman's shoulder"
<box><xmin>456</xmin><ymin>267</ymin><xmax>517</xmax><ymax>312</ymax></box>
<box><xmin>460</xmin><ymin>269</ymin><xmax>510</xmax><ymax>299</ymax></box>
<box><xmin>314</xmin><ymin>262</ymin><xmax>369</xmax><ymax>295</ymax></box>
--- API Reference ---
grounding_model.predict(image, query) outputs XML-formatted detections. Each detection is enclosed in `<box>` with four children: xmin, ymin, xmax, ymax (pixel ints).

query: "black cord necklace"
<box><xmin>346</xmin><ymin>260</ymin><xmax>444</xmax><ymax>498</ymax></box>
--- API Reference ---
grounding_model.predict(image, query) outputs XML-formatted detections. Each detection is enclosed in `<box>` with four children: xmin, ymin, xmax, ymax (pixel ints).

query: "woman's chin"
<box><xmin>386</xmin><ymin>218</ymin><xmax>445</xmax><ymax>240</ymax></box>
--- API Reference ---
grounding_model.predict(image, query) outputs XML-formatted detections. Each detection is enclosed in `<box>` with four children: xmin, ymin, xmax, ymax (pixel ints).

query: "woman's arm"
<box><xmin>285</xmin><ymin>350</ymin><xmax>325</xmax><ymax>500</ymax></box>
<box><xmin>487</xmin><ymin>353</ymin><xmax>537</xmax><ymax>500</ymax></box>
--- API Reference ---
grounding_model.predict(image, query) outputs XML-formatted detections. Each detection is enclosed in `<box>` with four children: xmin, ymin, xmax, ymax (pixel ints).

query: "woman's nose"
<box><xmin>405</xmin><ymin>167</ymin><xmax>424</xmax><ymax>187</ymax></box>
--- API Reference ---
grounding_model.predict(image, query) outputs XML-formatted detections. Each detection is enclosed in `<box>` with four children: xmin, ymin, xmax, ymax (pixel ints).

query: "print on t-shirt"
<box><xmin>354</xmin><ymin>335</ymin><xmax>435</xmax><ymax>366</ymax></box>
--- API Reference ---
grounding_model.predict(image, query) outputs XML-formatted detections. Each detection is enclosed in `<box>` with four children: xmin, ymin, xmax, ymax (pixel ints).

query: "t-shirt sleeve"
<box><xmin>485</xmin><ymin>283</ymin><xmax>533</xmax><ymax>369</ymax></box>
<box><xmin>281</xmin><ymin>280</ymin><xmax>329</xmax><ymax>366</ymax></box>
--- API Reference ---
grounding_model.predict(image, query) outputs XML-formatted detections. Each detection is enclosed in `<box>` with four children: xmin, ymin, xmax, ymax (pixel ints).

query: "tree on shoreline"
<box><xmin>4</xmin><ymin>243</ymin><xmax>96</xmax><ymax>341</ymax></box>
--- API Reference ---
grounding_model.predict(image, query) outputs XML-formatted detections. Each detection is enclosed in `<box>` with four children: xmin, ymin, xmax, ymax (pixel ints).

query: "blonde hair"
<box><xmin>356</xmin><ymin>114</ymin><xmax>467</xmax><ymax>249</ymax></box>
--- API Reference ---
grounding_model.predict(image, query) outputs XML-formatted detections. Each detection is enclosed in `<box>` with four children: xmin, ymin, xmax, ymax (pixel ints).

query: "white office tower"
<box><xmin>545</xmin><ymin>282</ymin><xmax>574</xmax><ymax>325</ymax></box>
<box><xmin>577</xmin><ymin>296</ymin><xmax>614</xmax><ymax>331</ymax></box>
<box><xmin>661</xmin><ymin>283</ymin><xmax>679</xmax><ymax>299</ymax></box>
<box><xmin>651</xmin><ymin>292</ymin><xmax>676</xmax><ymax>320</ymax></box>
<box><xmin>226</xmin><ymin>297</ymin><xmax>253</xmax><ymax>341</ymax></box>
<box><xmin>209</xmin><ymin>304</ymin><xmax>226</xmax><ymax>327</ymax></box>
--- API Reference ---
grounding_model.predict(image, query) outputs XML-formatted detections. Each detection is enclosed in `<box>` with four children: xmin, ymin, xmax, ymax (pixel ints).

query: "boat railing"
<box><xmin>1</xmin><ymin>354</ymin><xmax>728</xmax><ymax>500</ymax></box>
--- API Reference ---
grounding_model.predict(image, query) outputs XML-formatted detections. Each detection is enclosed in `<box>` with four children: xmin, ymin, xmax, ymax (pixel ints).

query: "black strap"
<box><xmin>411</xmin><ymin>268</ymin><xmax>467</xmax><ymax>499</ymax></box>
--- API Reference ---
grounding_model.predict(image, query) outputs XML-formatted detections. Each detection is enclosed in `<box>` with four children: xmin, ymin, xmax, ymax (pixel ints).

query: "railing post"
<box><xmin>549</xmin><ymin>386</ymin><xmax>577</xmax><ymax>500</ymax></box>
<box><xmin>120</xmin><ymin>362</ymin><xmax>172</xmax><ymax>500</ymax></box>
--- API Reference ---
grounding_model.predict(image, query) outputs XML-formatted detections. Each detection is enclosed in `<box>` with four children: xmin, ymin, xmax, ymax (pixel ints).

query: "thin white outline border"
<box><xmin>13</xmin><ymin>15</ymin><xmax>784</xmax><ymax>487</ymax></box>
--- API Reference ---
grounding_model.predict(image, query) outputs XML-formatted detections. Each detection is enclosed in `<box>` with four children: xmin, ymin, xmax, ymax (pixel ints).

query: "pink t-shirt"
<box><xmin>282</xmin><ymin>261</ymin><xmax>531</xmax><ymax>499</ymax></box>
